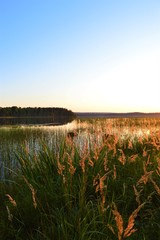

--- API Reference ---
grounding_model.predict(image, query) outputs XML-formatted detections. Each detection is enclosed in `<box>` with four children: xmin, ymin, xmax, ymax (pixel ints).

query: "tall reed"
<box><xmin>0</xmin><ymin>118</ymin><xmax>160</xmax><ymax>239</ymax></box>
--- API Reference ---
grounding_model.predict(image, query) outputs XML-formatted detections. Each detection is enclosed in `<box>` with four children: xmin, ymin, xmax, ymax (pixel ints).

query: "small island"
<box><xmin>0</xmin><ymin>106</ymin><xmax>76</xmax><ymax>125</ymax></box>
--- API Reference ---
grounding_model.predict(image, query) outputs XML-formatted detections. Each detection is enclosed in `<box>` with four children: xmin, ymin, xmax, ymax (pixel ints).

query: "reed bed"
<box><xmin>0</xmin><ymin>118</ymin><xmax>160</xmax><ymax>239</ymax></box>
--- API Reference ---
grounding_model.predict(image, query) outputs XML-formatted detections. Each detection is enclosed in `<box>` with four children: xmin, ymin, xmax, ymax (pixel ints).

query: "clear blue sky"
<box><xmin>0</xmin><ymin>0</ymin><xmax>160</xmax><ymax>112</ymax></box>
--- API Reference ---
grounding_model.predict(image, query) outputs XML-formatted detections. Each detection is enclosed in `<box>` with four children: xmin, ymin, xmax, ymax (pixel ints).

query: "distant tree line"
<box><xmin>0</xmin><ymin>106</ymin><xmax>76</xmax><ymax>125</ymax></box>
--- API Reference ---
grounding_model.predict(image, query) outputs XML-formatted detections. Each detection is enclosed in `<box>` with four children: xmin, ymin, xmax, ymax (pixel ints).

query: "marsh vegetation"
<box><xmin>0</xmin><ymin>118</ymin><xmax>160</xmax><ymax>239</ymax></box>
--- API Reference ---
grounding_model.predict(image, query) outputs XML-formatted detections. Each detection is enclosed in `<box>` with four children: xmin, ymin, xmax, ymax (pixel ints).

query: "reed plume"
<box><xmin>5</xmin><ymin>194</ymin><xmax>17</xmax><ymax>207</ymax></box>
<box><xmin>23</xmin><ymin>176</ymin><xmax>37</xmax><ymax>209</ymax></box>
<box><xmin>112</xmin><ymin>202</ymin><xmax>145</xmax><ymax>239</ymax></box>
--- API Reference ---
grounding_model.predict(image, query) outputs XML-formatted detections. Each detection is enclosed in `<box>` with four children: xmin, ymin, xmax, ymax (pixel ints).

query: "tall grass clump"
<box><xmin>0</xmin><ymin>118</ymin><xmax>160</xmax><ymax>239</ymax></box>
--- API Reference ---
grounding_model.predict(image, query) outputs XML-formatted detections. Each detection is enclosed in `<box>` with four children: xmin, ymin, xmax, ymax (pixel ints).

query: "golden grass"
<box><xmin>5</xmin><ymin>194</ymin><xmax>17</xmax><ymax>207</ymax></box>
<box><xmin>112</xmin><ymin>202</ymin><xmax>145</xmax><ymax>239</ymax></box>
<box><xmin>23</xmin><ymin>176</ymin><xmax>37</xmax><ymax>209</ymax></box>
<box><xmin>1</xmin><ymin>118</ymin><xmax>160</xmax><ymax>239</ymax></box>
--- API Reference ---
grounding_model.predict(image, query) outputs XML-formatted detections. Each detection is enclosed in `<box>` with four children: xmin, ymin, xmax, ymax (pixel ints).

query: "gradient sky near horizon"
<box><xmin>0</xmin><ymin>0</ymin><xmax>160</xmax><ymax>112</ymax></box>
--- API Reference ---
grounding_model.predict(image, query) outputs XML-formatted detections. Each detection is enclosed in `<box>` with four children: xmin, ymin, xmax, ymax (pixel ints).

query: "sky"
<box><xmin>0</xmin><ymin>0</ymin><xmax>160</xmax><ymax>113</ymax></box>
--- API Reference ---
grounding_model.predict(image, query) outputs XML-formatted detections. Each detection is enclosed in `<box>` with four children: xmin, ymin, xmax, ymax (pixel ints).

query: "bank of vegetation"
<box><xmin>0</xmin><ymin>106</ymin><xmax>76</xmax><ymax>125</ymax></box>
<box><xmin>0</xmin><ymin>118</ymin><xmax>160</xmax><ymax>239</ymax></box>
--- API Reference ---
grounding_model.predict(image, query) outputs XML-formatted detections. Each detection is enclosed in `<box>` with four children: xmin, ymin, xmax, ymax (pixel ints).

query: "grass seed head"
<box><xmin>123</xmin><ymin>203</ymin><xmax>145</xmax><ymax>238</ymax></box>
<box><xmin>23</xmin><ymin>177</ymin><xmax>37</xmax><ymax>209</ymax></box>
<box><xmin>112</xmin><ymin>203</ymin><xmax>124</xmax><ymax>240</ymax></box>
<box><xmin>133</xmin><ymin>185</ymin><xmax>142</xmax><ymax>205</ymax></box>
<box><xmin>5</xmin><ymin>194</ymin><xmax>17</xmax><ymax>207</ymax></box>
<box><xmin>150</xmin><ymin>177</ymin><xmax>160</xmax><ymax>195</ymax></box>
<box><xmin>118</xmin><ymin>149</ymin><xmax>126</xmax><ymax>165</ymax></box>
<box><xmin>137</xmin><ymin>171</ymin><xmax>154</xmax><ymax>185</ymax></box>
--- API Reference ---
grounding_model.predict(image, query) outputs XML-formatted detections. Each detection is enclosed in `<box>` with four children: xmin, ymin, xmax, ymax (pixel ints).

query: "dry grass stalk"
<box><xmin>93</xmin><ymin>172</ymin><xmax>110</xmax><ymax>193</ymax></box>
<box><xmin>155</xmin><ymin>158</ymin><xmax>160</xmax><ymax>176</ymax></box>
<box><xmin>112</xmin><ymin>146</ymin><xmax>117</xmax><ymax>156</ymax></box>
<box><xmin>144</xmin><ymin>132</ymin><xmax>149</xmax><ymax>142</ymax></box>
<box><xmin>133</xmin><ymin>185</ymin><xmax>142</xmax><ymax>205</ymax></box>
<box><xmin>103</xmin><ymin>154</ymin><xmax>109</xmax><ymax>172</ymax></box>
<box><xmin>24</xmin><ymin>140</ymin><xmax>29</xmax><ymax>155</ymax></box>
<box><xmin>23</xmin><ymin>177</ymin><xmax>37</xmax><ymax>209</ymax></box>
<box><xmin>123</xmin><ymin>203</ymin><xmax>145</xmax><ymax>238</ymax></box>
<box><xmin>6</xmin><ymin>205</ymin><xmax>13</xmax><ymax>222</ymax></box>
<box><xmin>137</xmin><ymin>171</ymin><xmax>153</xmax><ymax>185</ymax></box>
<box><xmin>79</xmin><ymin>157</ymin><xmax>86</xmax><ymax>173</ymax></box>
<box><xmin>93</xmin><ymin>172</ymin><xmax>110</xmax><ymax>212</ymax></box>
<box><xmin>66</xmin><ymin>153</ymin><xmax>76</xmax><ymax>175</ymax></box>
<box><xmin>146</xmin><ymin>155</ymin><xmax>151</xmax><ymax>166</ymax></box>
<box><xmin>106</xmin><ymin>142</ymin><xmax>113</xmax><ymax>151</ymax></box>
<box><xmin>107</xmin><ymin>224</ymin><xmax>116</xmax><ymax>235</ymax></box>
<box><xmin>5</xmin><ymin>194</ymin><xmax>17</xmax><ymax>207</ymax></box>
<box><xmin>93</xmin><ymin>174</ymin><xmax>99</xmax><ymax>190</ymax></box>
<box><xmin>142</xmin><ymin>148</ymin><xmax>148</xmax><ymax>157</ymax></box>
<box><xmin>129</xmin><ymin>154</ymin><xmax>138</xmax><ymax>163</ymax></box>
<box><xmin>99</xmin><ymin>174</ymin><xmax>107</xmax><ymax>196</ymax></box>
<box><xmin>57</xmin><ymin>160</ymin><xmax>65</xmax><ymax>175</ymax></box>
<box><xmin>128</xmin><ymin>140</ymin><xmax>133</xmax><ymax>149</ymax></box>
<box><xmin>151</xmin><ymin>137</ymin><xmax>159</xmax><ymax>149</ymax></box>
<box><xmin>93</xmin><ymin>143</ymin><xmax>100</xmax><ymax>161</ymax></box>
<box><xmin>137</xmin><ymin>162</ymin><xmax>153</xmax><ymax>185</ymax></box>
<box><xmin>20</xmin><ymin>157</ymin><xmax>25</xmax><ymax>167</ymax></box>
<box><xmin>114</xmin><ymin>134</ymin><xmax>119</xmax><ymax>145</ymax></box>
<box><xmin>112</xmin><ymin>202</ymin><xmax>144</xmax><ymax>239</ymax></box>
<box><xmin>138</xmin><ymin>136</ymin><xmax>143</xmax><ymax>145</ymax></box>
<box><xmin>118</xmin><ymin>149</ymin><xmax>126</xmax><ymax>165</ymax></box>
<box><xmin>104</xmin><ymin>134</ymin><xmax>117</xmax><ymax>153</ymax></box>
<box><xmin>156</xmin><ymin>169</ymin><xmax>160</xmax><ymax>177</ymax></box>
<box><xmin>112</xmin><ymin>203</ymin><xmax>123</xmax><ymax>240</ymax></box>
<box><xmin>113</xmin><ymin>164</ymin><xmax>117</xmax><ymax>180</ymax></box>
<box><xmin>150</xmin><ymin>177</ymin><xmax>160</xmax><ymax>195</ymax></box>
<box><xmin>88</xmin><ymin>158</ymin><xmax>94</xmax><ymax>167</ymax></box>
